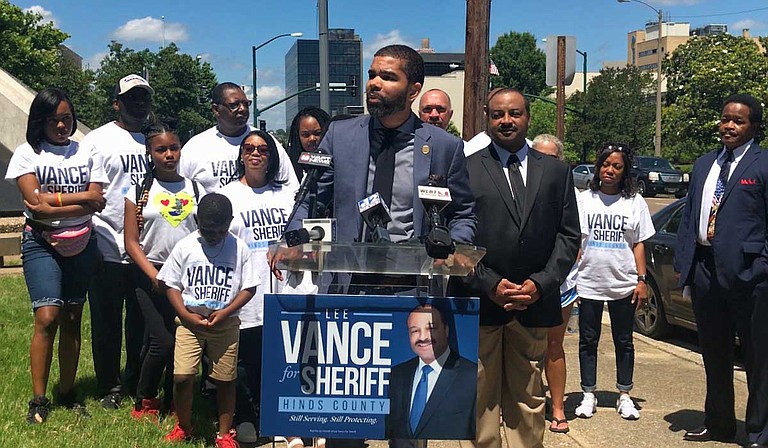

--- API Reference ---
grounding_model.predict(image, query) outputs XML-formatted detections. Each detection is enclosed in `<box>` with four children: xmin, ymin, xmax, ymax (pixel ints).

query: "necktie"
<box><xmin>371</xmin><ymin>127</ymin><xmax>397</xmax><ymax>208</ymax></box>
<box><xmin>507</xmin><ymin>154</ymin><xmax>526</xmax><ymax>218</ymax></box>
<box><xmin>707</xmin><ymin>150</ymin><xmax>734</xmax><ymax>241</ymax></box>
<box><xmin>409</xmin><ymin>365</ymin><xmax>433</xmax><ymax>434</ymax></box>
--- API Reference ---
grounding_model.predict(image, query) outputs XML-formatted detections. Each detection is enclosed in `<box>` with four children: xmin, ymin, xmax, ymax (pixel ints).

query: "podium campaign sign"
<box><xmin>260</xmin><ymin>294</ymin><xmax>479</xmax><ymax>439</ymax></box>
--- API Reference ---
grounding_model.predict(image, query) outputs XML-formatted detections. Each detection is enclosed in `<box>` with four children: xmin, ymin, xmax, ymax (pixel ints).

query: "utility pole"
<box><xmin>318</xmin><ymin>0</ymin><xmax>330</xmax><ymax>113</ymax></box>
<box><xmin>556</xmin><ymin>36</ymin><xmax>566</xmax><ymax>141</ymax></box>
<box><xmin>463</xmin><ymin>0</ymin><xmax>491</xmax><ymax>140</ymax></box>
<box><xmin>654</xmin><ymin>8</ymin><xmax>663</xmax><ymax>156</ymax></box>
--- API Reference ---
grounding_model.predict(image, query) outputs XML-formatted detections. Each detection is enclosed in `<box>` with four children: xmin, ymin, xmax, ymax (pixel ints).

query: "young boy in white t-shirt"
<box><xmin>157</xmin><ymin>193</ymin><xmax>259</xmax><ymax>447</ymax></box>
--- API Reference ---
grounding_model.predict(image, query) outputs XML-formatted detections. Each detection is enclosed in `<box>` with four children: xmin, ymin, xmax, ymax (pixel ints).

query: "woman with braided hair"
<box><xmin>124</xmin><ymin>120</ymin><xmax>201</xmax><ymax>420</ymax></box>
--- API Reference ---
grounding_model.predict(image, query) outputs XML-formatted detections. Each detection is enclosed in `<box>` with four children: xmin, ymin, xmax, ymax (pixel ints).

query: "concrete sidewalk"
<box><xmin>362</xmin><ymin>317</ymin><xmax>749</xmax><ymax>448</ymax></box>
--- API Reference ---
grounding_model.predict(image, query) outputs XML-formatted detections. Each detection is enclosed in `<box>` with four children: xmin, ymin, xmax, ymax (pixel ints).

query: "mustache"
<box><xmin>415</xmin><ymin>338</ymin><xmax>433</xmax><ymax>345</ymax></box>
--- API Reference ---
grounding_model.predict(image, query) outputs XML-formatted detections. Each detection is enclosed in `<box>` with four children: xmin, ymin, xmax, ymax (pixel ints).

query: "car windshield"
<box><xmin>638</xmin><ymin>158</ymin><xmax>674</xmax><ymax>170</ymax></box>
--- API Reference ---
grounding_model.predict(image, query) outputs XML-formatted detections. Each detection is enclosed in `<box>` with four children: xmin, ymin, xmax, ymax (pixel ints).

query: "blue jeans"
<box><xmin>21</xmin><ymin>229</ymin><xmax>97</xmax><ymax>310</ymax></box>
<box><xmin>578</xmin><ymin>296</ymin><xmax>635</xmax><ymax>393</ymax></box>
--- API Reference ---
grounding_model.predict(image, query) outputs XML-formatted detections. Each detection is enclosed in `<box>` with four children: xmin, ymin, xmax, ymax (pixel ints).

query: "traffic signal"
<box><xmin>349</xmin><ymin>75</ymin><xmax>357</xmax><ymax>97</ymax></box>
<box><xmin>259</xmin><ymin>119</ymin><xmax>267</xmax><ymax>131</ymax></box>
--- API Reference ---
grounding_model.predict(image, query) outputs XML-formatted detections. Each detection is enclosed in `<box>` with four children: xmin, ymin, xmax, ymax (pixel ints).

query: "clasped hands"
<box><xmin>492</xmin><ymin>278</ymin><xmax>541</xmax><ymax>311</ymax></box>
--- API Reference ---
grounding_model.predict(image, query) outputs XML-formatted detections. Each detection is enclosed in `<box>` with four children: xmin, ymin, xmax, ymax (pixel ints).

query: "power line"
<box><xmin>672</xmin><ymin>6</ymin><xmax>768</xmax><ymax>19</ymax></box>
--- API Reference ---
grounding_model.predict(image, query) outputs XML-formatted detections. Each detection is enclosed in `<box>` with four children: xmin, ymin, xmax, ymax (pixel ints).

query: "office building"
<box><xmin>284</xmin><ymin>28</ymin><xmax>363</xmax><ymax>125</ymax></box>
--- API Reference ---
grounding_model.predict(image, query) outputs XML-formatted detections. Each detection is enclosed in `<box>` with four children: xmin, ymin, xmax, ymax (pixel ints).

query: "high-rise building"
<box><xmin>285</xmin><ymin>28</ymin><xmax>363</xmax><ymax>126</ymax></box>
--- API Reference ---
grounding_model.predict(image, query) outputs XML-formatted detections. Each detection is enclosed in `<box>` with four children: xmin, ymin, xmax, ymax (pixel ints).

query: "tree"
<box><xmin>566</xmin><ymin>67</ymin><xmax>655</xmax><ymax>160</ymax></box>
<box><xmin>0</xmin><ymin>0</ymin><xmax>68</xmax><ymax>91</ymax></box>
<box><xmin>490</xmin><ymin>32</ymin><xmax>550</xmax><ymax>96</ymax></box>
<box><xmin>91</xmin><ymin>42</ymin><xmax>217</xmax><ymax>142</ymax></box>
<box><xmin>663</xmin><ymin>34</ymin><xmax>768</xmax><ymax>162</ymax></box>
<box><xmin>445</xmin><ymin>121</ymin><xmax>461</xmax><ymax>137</ymax></box>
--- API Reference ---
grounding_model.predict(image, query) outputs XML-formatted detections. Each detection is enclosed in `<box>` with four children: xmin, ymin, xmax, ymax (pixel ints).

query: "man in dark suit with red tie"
<box><xmin>450</xmin><ymin>88</ymin><xmax>580</xmax><ymax>448</ymax></box>
<box><xmin>675</xmin><ymin>93</ymin><xmax>768</xmax><ymax>447</ymax></box>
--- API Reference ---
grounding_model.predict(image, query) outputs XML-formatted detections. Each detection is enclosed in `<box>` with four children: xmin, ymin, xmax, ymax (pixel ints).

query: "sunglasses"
<box><xmin>242</xmin><ymin>144</ymin><xmax>269</xmax><ymax>155</ymax></box>
<box><xmin>603</xmin><ymin>144</ymin><xmax>629</xmax><ymax>153</ymax></box>
<box><xmin>217</xmin><ymin>99</ymin><xmax>252</xmax><ymax>112</ymax></box>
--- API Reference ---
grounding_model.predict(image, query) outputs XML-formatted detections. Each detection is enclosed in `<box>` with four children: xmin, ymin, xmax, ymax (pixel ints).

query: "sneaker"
<box><xmin>165</xmin><ymin>422</ymin><xmax>192</xmax><ymax>442</ymax></box>
<box><xmin>131</xmin><ymin>398</ymin><xmax>161</xmax><ymax>422</ymax></box>
<box><xmin>575</xmin><ymin>393</ymin><xmax>597</xmax><ymax>418</ymax></box>
<box><xmin>216</xmin><ymin>429</ymin><xmax>240</xmax><ymax>448</ymax></box>
<box><xmin>26</xmin><ymin>395</ymin><xmax>50</xmax><ymax>424</ymax></box>
<box><xmin>57</xmin><ymin>390</ymin><xmax>90</xmax><ymax>419</ymax></box>
<box><xmin>100</xmin><ymin>392</ymin><xmax>121</xmax><ymax>410</ymax></box>
<box><xmin>235</xmin><ymin>422</ymin><xmax>258</xmax><ymax>443</ymax></box>
<box><xmin>616</xmin><ymin>395</ymin><xmax>640</xmax><ymax>420</ymax></box>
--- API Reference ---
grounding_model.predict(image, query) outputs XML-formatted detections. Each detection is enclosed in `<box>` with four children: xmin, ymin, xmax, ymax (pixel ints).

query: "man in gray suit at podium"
<box><xmin>280</xmin><ymin>44</ymin><xmax>476</xmax><ymax>447</ymax></box>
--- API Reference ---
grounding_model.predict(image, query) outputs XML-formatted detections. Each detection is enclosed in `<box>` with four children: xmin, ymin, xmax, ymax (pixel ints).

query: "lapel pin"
<box><xmin>422</xmin><ymin>145</ymin><xmax>430</xmax><ymax>155</ymax></box>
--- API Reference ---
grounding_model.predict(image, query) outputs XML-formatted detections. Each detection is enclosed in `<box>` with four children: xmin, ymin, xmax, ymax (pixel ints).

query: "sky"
<box><xmin>12</xmin><ymin>0</ymin><xmax>768</xmax><ymax>130</ymax></box>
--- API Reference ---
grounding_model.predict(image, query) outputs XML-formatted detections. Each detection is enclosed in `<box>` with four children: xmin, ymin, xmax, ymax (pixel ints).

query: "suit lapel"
<box><xmin>520</xmin><ymin>149</ymin><xmax>543</xmax><ymax>231</ymax></box>
<box><xmin>352</xmin><ymin>117</ymin><xmax>372</xmax><ymax>240</ymax></box>
<box><xmin>722</xmin><ymin>143</ymin><xmax>760</xmax><ymax>204</ymax></box>
<box><xmin>414</xmin><ymin>352</ymin><xmax>460</xmax><ymax>435</ymax></box>
<box><xmin>481</xmin><ymin>145</ymin><xmax>520</xmax><ymax>226</ymax></box>
<box><xmin>413</xmin><ymin>123</ymin><xmax>432</xmax><ymax>237</ymax></box>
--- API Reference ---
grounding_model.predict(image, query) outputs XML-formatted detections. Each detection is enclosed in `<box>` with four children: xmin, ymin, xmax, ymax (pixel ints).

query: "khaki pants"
<box><xmin>461</xmin><ymin>320</ymin><xmax>548</xmax><ymax>448</ymax></box>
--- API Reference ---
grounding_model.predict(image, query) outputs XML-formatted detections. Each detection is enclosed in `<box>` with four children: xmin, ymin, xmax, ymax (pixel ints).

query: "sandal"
<box><xmin>549</xmin><ymin>418</ymin><xmax>570</xmax><ymax>434</ymax></box>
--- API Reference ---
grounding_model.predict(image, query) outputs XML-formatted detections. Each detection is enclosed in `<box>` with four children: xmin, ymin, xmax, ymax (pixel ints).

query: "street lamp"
<box><xmin>252</xmin><ymin>32</ymin><xmax>303</xmax><ymax>118</ymax></box>
<box><xmin>618</xmin><ymin>0</ymin><xmax>663</xmax><ymax>157</ymax></box>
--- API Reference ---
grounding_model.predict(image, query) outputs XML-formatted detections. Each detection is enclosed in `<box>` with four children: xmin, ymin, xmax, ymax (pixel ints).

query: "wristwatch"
<box><xmin>637</xmin><ymin>275</ymin><xmax>647</xmax><ymax>283</ymax></box>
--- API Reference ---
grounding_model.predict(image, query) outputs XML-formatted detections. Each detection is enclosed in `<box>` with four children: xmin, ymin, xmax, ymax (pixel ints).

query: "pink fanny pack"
<box><xmin>27</xmin><ymin>221</ymin><xmax>92</xmax><ymax>257</ymax></box>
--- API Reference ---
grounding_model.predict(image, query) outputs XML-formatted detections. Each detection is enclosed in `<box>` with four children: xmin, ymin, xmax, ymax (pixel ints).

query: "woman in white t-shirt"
<box><xmin>574</xmin><ymin>143</ymin><xmax>655</xmax><ymax>422</ymax></box>
<box><xmin>124</xmin><ymin>121</ymin><xmax>201</xmax><ymax>420</ymax></box>
<box><xmin>5</xmin><ymin>88</ymin><xmax>107</xmax><ymax>424</ymax></box>
<box><xmin>219</xmin><ymin>130</ymin><xmax>299</xmax><ymax>445</ymax></box>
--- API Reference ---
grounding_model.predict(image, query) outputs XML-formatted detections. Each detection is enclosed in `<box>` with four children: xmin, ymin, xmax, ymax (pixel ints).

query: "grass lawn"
<box><xmin>0</xmin><ymin>274</ymin><xmax>225</xmax><ymax>447</ymax></box>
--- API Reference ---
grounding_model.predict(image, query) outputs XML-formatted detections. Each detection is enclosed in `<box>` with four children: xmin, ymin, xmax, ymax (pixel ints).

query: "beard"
<box><xmin>366</xmin><ymin>88</ymin><xmax>409</xmax><ymax>119</ymax></box>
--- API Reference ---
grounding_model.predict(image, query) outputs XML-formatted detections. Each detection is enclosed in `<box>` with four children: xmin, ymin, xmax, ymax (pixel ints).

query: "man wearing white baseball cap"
<box><xmin>81</xmin><ymin>73</ymin><xmax>153</xmax><ymax>411</ymax></box>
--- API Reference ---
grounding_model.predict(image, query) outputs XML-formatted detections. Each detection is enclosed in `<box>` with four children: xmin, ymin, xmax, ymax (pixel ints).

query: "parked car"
<box><xmin>572</xmin><ymin>164</ymin><xmax>594</xmax><ymax>189</ymax></box>
<box><xmin>631</xmin><ymin>156</ymin><xmax>688</xmax><ymax>198</ymax></box>
<box><xmin>634</xmin><ymin>197</ymin><xmax>696</xmax><ymax>339</ymax></box>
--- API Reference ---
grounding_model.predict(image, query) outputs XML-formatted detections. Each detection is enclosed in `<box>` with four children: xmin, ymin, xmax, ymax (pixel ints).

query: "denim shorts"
<box><xmin>21</xmin><ymin>228</ymin><xmax>99</xmax><ymax>310</ymax></box>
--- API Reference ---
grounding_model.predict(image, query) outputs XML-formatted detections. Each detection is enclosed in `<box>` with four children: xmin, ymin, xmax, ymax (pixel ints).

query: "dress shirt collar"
<box><xmin>492</xmin><ymin>141</ymin><xmax>529</xmax><ymax>167</ymax></box>
<box><xmin>416</xmin><ymin>346</ymin><xmax>451</xmax><ymax>377</ymax></box>
<box><xmin>719</xmin><ymin>139</ymin><xmax>752</xmax><ymax>163</ymax></box>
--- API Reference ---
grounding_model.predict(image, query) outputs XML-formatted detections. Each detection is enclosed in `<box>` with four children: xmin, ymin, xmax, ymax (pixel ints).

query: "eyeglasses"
<box><xmin>217</xmin><ymin>99</ymin><xmax>252</xmax><ymax>112</ymax></box>
<box><xmin>242</xmin><ymin>144</ymin><xmax>269</xmax><ymax>155</ymax></box>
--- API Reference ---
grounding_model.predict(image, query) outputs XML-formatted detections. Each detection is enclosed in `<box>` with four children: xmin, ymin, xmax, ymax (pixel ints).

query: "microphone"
<box><xmin>284</xmin><ymin>225</ymin><xmax>326</xmax><ymax>247</ymax></box>
<box><xmin>419</xmin><ymin>174</ymin><xmax>455</xmax><ymax>259</ymax></box>
<box><xmin>294</xmin><ymin>151</ymin><xmax>332</xmax><ymax>205</ymax></box>
<box><xmin>357</xmin><ymin>192</ymin><xmax>392</xmax><ymax>243</ymax></box>
<box><xmin>284</xmin><ymin>150</ymin><xmax>332</xmax><ymax>232</ymax></box>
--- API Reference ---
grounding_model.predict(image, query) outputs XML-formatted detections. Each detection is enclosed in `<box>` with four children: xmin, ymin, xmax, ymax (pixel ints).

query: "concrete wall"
<box><xmin>0</xmin><ymin>67</ymin><xmax>90</xmax><ymax>214</ymax></box>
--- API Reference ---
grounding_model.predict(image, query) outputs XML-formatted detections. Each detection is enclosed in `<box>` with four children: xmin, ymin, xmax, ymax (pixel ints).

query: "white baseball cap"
<box><xmin>115</xmin><ymin>74</ymin><xmax>154</xmax><ymax>97</ymax></box>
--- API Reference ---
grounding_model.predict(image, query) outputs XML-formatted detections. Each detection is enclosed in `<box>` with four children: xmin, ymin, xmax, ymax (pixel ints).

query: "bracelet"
<box><xmin>56</xmin><ymin>192</ymin><xmax>63</xmax><ymax>207</ymax></box>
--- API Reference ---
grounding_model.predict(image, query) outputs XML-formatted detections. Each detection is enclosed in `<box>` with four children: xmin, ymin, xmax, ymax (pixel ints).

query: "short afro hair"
<box><xmin>197</xmin><ymin>193</ymin><xmax>233</xmax><ymax>228</ymax></box>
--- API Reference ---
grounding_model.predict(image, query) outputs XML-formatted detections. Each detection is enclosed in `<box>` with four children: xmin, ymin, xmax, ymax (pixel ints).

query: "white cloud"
<box><xmin>363</xmin><ymin>30</ymin><xmax>417</xmax><ymax>58</ymax></box>
<box><xmin>112</xmin><ymin>16</ymin><xmax>188</xmax><ymax>43</ymax></box>
<box><xmin>24</xmin><ymin>5</ymin><xmax>57</xmax><ymax>26</ymax></box>
<box><xmin>256</xmin><ymin>85</ymin><xmax>285</xmax><ymax>105</ymax></box>
<box><xmin>84</xmin><ymin>51</ymin><xmax>108</xmax><ymax>70</ymax></box>
<box><xmin>731</xmin><ymin>19</ymin><xmax>765</xmax><ymax>32</ymax></box>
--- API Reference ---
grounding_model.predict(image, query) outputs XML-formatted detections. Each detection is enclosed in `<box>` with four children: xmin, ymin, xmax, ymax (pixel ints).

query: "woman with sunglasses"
<box><xmin>218</xmin><ymin>130</ymin><xmax>303</xmax><ymax>445</ymax></box>
<box><xmin>123</xmin><ymin>120</ymin><xmax>202</xmax><ymax>420</ymax></box>
<box><xmin>574</xmin><ymin>143</ymin><xmax>655</xmax><ymax>421</ymax></box>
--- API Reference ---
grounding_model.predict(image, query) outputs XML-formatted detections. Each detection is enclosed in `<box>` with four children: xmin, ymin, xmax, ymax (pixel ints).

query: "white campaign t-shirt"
<box><xmin>157</xmin><ymin>232</ymin><xmax>260</xmax><ymax>317</ymax></box>
<box><xmin>125</xmin><ymin>179</ymin><xmax>201</xmax><ymax>264</ymax></box>
<box><xmin>5</xmin><ymin>140</ymin><xmax>107</xmax><ymax>228</ymax></box>
<box><xmin>82</xmin><ymin>121</ymin><xmax>147</xmax><ymax>263</ymax></box>
<box><xmin>179</xmin><ymin>125</ymin><xmax>299</xmax><ymax>193</ymax></box>
<box><xmin>577</xmin><ymin>190</ymin><xmax>655</xmax><ymax>301</ymax></box>
<box><xmin>219</xmin><ymin>180</ymin><xmax>297</xmax><ymax>329</ymax></box>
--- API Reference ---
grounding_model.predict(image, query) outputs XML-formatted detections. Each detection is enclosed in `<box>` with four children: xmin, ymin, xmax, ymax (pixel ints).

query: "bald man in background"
<box><xmin>418</xmin><ymin>88</ymin><xmax>454</xmax><ymax>130</ymax></box>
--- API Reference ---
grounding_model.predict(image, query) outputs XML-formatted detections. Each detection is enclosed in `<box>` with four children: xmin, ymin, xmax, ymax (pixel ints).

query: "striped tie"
<box><xmin>707</xmin><ymin>150</ymin><xmax>734</xmax><ymax>241</ymax></box>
